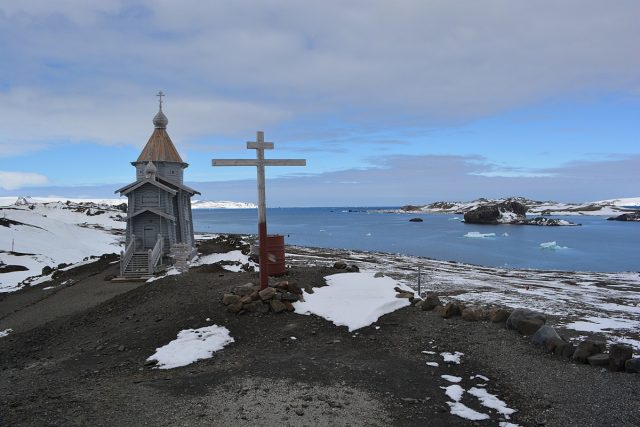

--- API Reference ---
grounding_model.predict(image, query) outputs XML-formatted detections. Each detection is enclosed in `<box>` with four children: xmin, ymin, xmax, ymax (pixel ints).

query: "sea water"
<box><xmin>193</xmin><ymin>208</ymin><xmax>640</xmax><ymax>272</ymax></box>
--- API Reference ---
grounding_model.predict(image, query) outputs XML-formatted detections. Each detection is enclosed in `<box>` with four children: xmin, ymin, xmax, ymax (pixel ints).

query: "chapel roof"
<box><xmin>135</xmin><ymin>92</ymin><xmax>185</xmax><ymax>165</ymax></box>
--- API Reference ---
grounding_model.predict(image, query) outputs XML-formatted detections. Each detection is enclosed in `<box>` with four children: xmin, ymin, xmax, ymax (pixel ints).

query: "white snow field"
<box><xmin>146</xmin><ymin>325</ymin><xmax>234</xmax><ymax>369</ymax></box>
<box><xmin>0</xmin><ymin>196</ymin><xmax>256</xmax><ymax>210</ymax></box>
<box><xmin>293</xmin><ymin>271</ymin><xmax>414</xmax><ymax>332</ymax></box>
<box><xmin>0</xmin><ymin>199</ymin><xmax>125</xmax><ymax>292</ymax></box>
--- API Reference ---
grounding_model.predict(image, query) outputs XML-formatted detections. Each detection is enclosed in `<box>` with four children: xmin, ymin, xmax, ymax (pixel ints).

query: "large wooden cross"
<box><xmin>212</xmin><ymin>131</ymin><xmax>306</xmax><ymax>289</ymax></box>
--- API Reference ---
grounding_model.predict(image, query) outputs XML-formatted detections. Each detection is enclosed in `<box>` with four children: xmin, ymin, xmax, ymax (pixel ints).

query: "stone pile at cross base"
<box><xmin>221</xmin><ymin>281</ymin><xmax>305</xmax><ymax>314</ymax></box>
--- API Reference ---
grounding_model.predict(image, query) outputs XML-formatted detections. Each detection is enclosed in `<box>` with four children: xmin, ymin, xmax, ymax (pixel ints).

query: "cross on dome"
<box><xmin>153</xmin><ymin>90</ymin><xmax>168</xmax><ymax>129</ymax></box>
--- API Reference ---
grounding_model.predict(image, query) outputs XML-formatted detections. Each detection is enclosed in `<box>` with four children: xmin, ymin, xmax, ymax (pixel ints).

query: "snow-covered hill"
<box><xmin>0</xmin><ymin>197</ymin><xmax>257</xmax><ymax>210</ymax></box>
<box><xmin>396</xmin><ymin>196</ymin><xmax>640</xmax><ymax>216</ymax></box>
<box><xmin>0</xmin><ymin>199</ymin><xmax>125</xmax><ymax>293</ymax></box>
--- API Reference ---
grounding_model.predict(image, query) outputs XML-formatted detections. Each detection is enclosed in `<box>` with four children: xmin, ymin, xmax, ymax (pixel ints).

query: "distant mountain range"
<box><xmin>396</xmin><ymin>196</ymin><xmax>640</xmax><ymax>216</ymax></box>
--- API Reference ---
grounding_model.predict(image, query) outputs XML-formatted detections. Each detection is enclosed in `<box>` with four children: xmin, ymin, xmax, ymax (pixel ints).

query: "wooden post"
<box><xmin>212</xmin><ymin>131</ymin><xmax>306</xmax><ymax>289</ymax></box>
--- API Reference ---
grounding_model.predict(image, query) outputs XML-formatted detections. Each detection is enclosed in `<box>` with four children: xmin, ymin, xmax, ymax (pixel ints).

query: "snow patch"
<box><xmin>443</xmin><ymin>384</ymin><xmax>464</xmax><ymax>401</ymax></box>
<box><xmin>441</xmin><ymin>374</ymin><xmax>462</xmax><ymax>383</ymax></box>
<box><xmin>426</xmin><ymin>362</ymin><xmax>439</xmax><ymax>367</ymax></box>
<box><xmin>468</xmin><ymin>387</ymin><xmax>516</xmax><ymax>417</ymax></box>
<box><xmin>447</xmin><ymin>402</ymin><xmax>490</xmax><ymax>421</ymax></box>
<box><xmin>293</xmin><ymin>271</ymin><xmax>413</xmax><ymax>332</ymax></box>
<box><xmin>440</xmin><ymin>351</ymin><xmax>464</xmax><ymax>364</ymax></box>
<box><xmin>0</xmin><ymin>328</ymin><xmax>12</xmax><ymax>338</ymax></box>
<box><xmin>147</xmin><ymin>325</ymin><xmax>234</xmax><ymax>369</ymax></box>
<box><xmin>564</xmin><ymin>316</ymin><xmax>640</xmax><ymax>333</ymax></box>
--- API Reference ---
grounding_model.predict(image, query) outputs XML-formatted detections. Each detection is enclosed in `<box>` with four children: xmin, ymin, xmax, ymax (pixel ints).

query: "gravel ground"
<box><xmin>1</xmin><ymin>239</ymin><xmax>639</xmax><ymax>426</ymax></box>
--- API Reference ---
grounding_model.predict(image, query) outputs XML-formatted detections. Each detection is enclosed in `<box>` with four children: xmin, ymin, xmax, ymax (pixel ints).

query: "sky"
<box><xmin>0</xmin><ymin>1</ymin><xmax>638</xmax><ymax>206</ymax></box>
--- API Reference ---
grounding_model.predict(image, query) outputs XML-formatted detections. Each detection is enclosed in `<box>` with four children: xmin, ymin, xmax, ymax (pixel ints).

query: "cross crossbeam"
<box><xmin>212</xmin><ymin>131</ymin><xmax>306</xmax><ymax>289</ymax></box>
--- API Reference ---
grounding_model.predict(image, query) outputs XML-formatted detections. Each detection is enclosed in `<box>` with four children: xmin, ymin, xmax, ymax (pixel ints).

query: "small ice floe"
<box><xmin>441</xmin><ymin>374</ymin><xmax>462</xmax><ymax>383</ymax></box>
<box><xmin>366</xmin><ymin>233</ymin><xmax>372</xmax><ymax>237</ymax></box>
<box><xmin>440</xmin><ymin>351</ymin><xmax>464</xmax><ymax>364</ymax></box>
<box><xmin>146</xmin><ymin>325</ymin><xmax>234</xmax><ymax>369</ymax></box>
<box><xmin>426</xmin><ymin>362</ymin><xmax>439</xmax><ymax>367</ymax></box>
<box><xmin>501</xmin><ymin>232</ymin><xmax>509</xmax><ymax>237</ymax></box>
<box><xmin>0</xmin><ymin>328</ymin><xmax>13</xmax><ymax>338</ymax></box>
<box><xmin>448</xmin><ymin>217</ymin><xmax>461</xmax><ymax>221</ymax></box>
<box><xmin>468</xmin><ymin>387</ymin><xmax>516</xmax><ymax>417</ymax></box>
<box><xmin>464</xmin><ymin>232</ymin><xmax>496</xmax><ymax>239</ymax></box>
<box><xmin>539</xmin><ymin>241</ymin><xmax>568</xmax><ymax>251</ymax></box>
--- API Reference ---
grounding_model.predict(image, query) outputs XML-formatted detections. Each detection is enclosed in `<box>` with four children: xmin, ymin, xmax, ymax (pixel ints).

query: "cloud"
<box><xmin>0</xmin><ymin>171</ymin><xmax>48</xmax><ymax>190</ymax></box>
<box><xmin>13</xmin><ymin>153</ymin><xmax>636</xmax><ymax>206</ymax></box>
<box><xmin>1</xmin><ymin>1</ymin><xmax>639</xmax><ymax>155</ymax></box>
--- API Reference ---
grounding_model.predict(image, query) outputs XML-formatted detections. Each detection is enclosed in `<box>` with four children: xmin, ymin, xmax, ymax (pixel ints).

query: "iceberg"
<box><xmin>539</xmin><ymin>241</ymin><xmax>568</xmax><ymax>250</ymax></box>
<box><xmin>464</xmin><ymin>232</ymin><xmax>496</xmax><ymax>239</ymax></box>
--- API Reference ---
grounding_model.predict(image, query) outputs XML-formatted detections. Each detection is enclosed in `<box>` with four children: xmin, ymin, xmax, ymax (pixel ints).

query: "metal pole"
<box><xmin>256</xmin><ymin>131</ymin><xmax>269</xmax><ymax>289</ymax></box>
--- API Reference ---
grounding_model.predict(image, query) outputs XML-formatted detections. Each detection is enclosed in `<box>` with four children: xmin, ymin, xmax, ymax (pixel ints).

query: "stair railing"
<box><xmin>120</xmin><ymin>234</ymin><xmax>135</xmax><ymax>276</ymax></box>
<box><xmin>148</xmin><ymin>234</ymin><xmax>163</xmax><ymax>274</ymax></box>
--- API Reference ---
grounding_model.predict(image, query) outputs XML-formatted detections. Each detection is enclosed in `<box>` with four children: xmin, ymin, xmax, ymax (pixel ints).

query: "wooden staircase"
<box><xmin>122</xmin><ymin>252</ymin><xmax>150</xmax><ymax>277</ymax></box>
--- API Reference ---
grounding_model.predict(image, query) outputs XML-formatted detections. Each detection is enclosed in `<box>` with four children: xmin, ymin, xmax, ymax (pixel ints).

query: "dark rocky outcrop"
<box><xmin>607</xmin><ymin>212</ymin><xmax>640</xmax><ymax>222</ymax></box>
<box><xmin>463</xmin><ymin>200</ymin><xmax>528</xmax><ymax>224</ymax></box>
<box><xmin>409</xmin><ymin>217</ymin><xmax>423</xmax><ymax>222</ymax></box>
<box><xmin>417</xmin><ymin>294</ymin><xmax>441</xmax><ymax>311</ymax></box>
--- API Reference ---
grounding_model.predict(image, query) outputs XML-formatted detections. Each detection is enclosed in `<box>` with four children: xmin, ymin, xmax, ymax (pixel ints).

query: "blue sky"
<box><xmin>0</xmin><ymin>1</ymin><xmax>638</xmax><ymax>206</ymax></box>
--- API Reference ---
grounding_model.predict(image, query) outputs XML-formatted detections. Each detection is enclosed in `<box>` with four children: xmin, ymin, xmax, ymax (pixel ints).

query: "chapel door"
<box><xmin>143</xmin><ymin>225</ymin><xmax>157</xmax><ymax>249</ymax></box>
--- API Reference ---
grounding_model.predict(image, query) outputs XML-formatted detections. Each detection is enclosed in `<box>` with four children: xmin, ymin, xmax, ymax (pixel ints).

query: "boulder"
<box><xmin>244</xmin><ymin>300</ymin><xmax>269</xmax><ymax>313</ymax></box>
<box><xmin>226</xmin><ymin>302</ymin><xmax>243</xmax><ymax>314</ymax></box>
<box><xmin>233</xmin><ymin>283</ymin><xmax>259</xmax><ymax>296</ymax></box>
<box><xmin>572</xmin><ymin>340</ymin><xmax>607</xmax><ymax>364</ymax></box>
<box><xmin>333</xmin><ymin>261</ymin><xmax>347</xmax><ymax>269</ymax></box>
<box><xmin>395</xmin><ymin>292</ymin><xmax>414</xmax><ymax>299</ymax></box>
<box><xmin>463</xmin><ymin>200</ymin><xmax>528</xmax><ymax>224</ymax></box>
<box><xmin>609</xmin><ymin>344</ymin><xmax>633</xmax><ymax>372</ymax></box>
<box><xmin>489</xmin><ymin>308</ymin><xmax>511</xmax><ymax>323</ymax></box>
<box><xmin>222</xmin><ymin>293</ymin><xmax>241</xmax><ymax>305</ymax></box>
<box><xmin>42</xmin><ymin>265</ymin><xmax>53</xmax><ymax>275</ymax></box>
<box><xmin>587</xmin><ymin>353</ymin><xmax>610</xmax><ymax>367</ymax></box>
<box><xmin>544</xmin><ymin>337</ymin><xmax>566</xmax><ymax>354</ymax></box>
<box><xmin>281</xmin><ymin>292</ymin><xmax>300</xmax><ymax>302</ymax></box>
<box><xmin>258</xmin><ymin>287</ymin><xmax>277</xmax><ymax>301</ymax></box>
<box><xmin>461</xmin><ymin>307</ymin><xmax>486</xmax><ymax>322</ymax></box>
<box><xmin>531</xmin><ymin>325</ymin><xmax>561</xmax><ymax>348</ymax></box>
<box><xmin>420</xmin><ymin>294</ymin><xmax>441</xmax><ymax>311</ymax></box>
<box><xmin>554</xmin><ymin>342</ymin><xmax>576</xmax><ymax>359</ymax></box>
<box><xmin>283</xmin><ymin>301</ymin><xmax>295</xmax><ymax>312</ymax></box>
<box><xmin>625</xmin><ymin>358</ymin><xmax>640</xmax><ymax>373</ymax></box>
<box><xmin>506</xmin><ymin>308</ymin><xmax>546</xmax><ymax>335</ymax></box>
<box><xmin>438</xmin><ymin>302</ymin><xmax>463</xmax><ymax>318</ymax></box>
<box><xmin>374</xmin><ymin>272</ymin><xmax>385</xmax><ymax>278</ymax></box>
<box><xmin>287</xmin><ymin>282</ymin><xmax>303</xmax><ymax>295</ymax></box>
<box><xmin>346</xmin><ymin>264</ymin><xmax>360</xmax><ymax>272</ymax></box>
<box><xmin>269</xmin><ymin>300</ymin><xmax>286</xmax><ymax>313</ymax></box>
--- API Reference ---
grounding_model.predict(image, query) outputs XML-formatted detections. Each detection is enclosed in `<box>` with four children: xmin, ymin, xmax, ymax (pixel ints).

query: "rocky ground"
<box><xmin>1</xmin><ymin>237</ymin><xmax>639</xmax><ymax>426</ymax></box>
